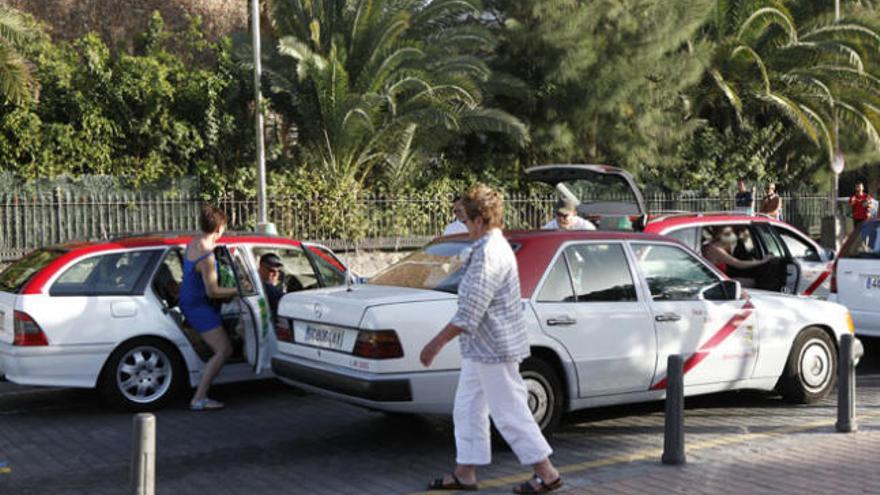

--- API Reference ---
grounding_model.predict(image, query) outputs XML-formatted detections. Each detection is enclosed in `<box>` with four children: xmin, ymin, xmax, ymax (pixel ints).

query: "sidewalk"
<box><xmin>416</xmin><ymin>379</ymin><xmax>880</xmax><ymax>495</ymax></box>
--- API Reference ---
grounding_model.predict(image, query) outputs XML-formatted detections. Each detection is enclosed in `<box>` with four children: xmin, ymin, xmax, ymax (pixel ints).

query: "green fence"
<box><xmin>0</xmin><ymin>189</ymin><xmax>840</xmax><ymax>260</ymax></box>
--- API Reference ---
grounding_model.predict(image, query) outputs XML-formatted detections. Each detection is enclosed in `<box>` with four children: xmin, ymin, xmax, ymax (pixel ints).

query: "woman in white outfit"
<box><xmin>420</xmin><ymin>184</ymin><xmax>562</xmax><ymax>494</ymax></box>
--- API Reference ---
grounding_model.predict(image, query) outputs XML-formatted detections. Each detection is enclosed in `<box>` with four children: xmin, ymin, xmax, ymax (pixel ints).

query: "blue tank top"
<box><xmin>179</xmin><ymin>248</ymin><xmax>214</xmax><ymax>308</ymax></box>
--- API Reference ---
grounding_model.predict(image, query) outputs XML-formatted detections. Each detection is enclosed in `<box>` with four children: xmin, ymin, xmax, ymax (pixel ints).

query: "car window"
<box><xmin>152</xmin><ymin>249</ymin><xmax>182</xmax><ymax>307</ymax></box>
<box><xmin>666</xmin><ymin>227</ymin><xmax>699</xmax><ymax>251</ymax></box>
<box><xmin>842</xmin><ymin>222</ymin><xmax>880</xmax><ymax>259</ymax></box>
<box><xmin>50</xmin><ymin>250</ymin><xmax>161</xmax><ymax>296</ymax></box>
<box><xmin>565</xmin><ymin>243</ymin><xmax>637</xmax><ymax>302</ymax></box>
<box><xmin>754</xmin><ymin>223</ymin><xmax>786</xmax><ymax>258</ymax></box>
<box><xmin>253</xmin><ymin>246</ymin><xmax>319</xmax><ymax>292</ymax></box>
<box><xmin>231</xmin><ymin>249</ymin><xmax>258</xmax><ymax>296</ymax></box>
<box><xmin>632</xmin><ymin>243</ymin><xmax>719</xmax><ymax>301</ymax></box>
<box><xmin>306</xmin><ymin>245</ymin><xmax>347</xmax><ymax>287</ymax></box>
<box><xmin>537</xmin><ymin>255</ymin><xmax>575</xmax><ymax>302</ymax></box>
<box><xmin>370</xmin><ymin>241</ymin><xmax>470</xmax><ymax>293</ymax></box>
<box><xmin>0</xmin><ymin>248</ymin><xmax>66</xmax><ymax>293</ymax></box>
<box><xmin>773</xmin><ymin>227</ymin><xmax>820</xmax><ymax>262</ymax></box>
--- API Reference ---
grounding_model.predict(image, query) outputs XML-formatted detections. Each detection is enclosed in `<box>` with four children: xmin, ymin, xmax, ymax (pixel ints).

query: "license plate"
<box><xmin>865</xmin><ymin>275</ymin><xmax>880</xmax><ymax>290</ymax></box>
<box><xmin>304</xmin><ymin>324</ymin><xmax>348</xmax><ymax>351</ymax></box>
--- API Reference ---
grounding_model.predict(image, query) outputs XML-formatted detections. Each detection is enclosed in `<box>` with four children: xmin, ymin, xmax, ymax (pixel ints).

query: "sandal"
<box><xmin>512</xmin><ymin>474</ymin><xmax>563</xmax><ymax>494</ymax></box>
<box><xmin>190</xmin><ymin>398</ymin><xmax>225</xmax><ymax>411</ymax></box>
<box><xmin>428</xmin><ymin>473</ymin><xmax>479</xmax><ymax>491</ymax></box>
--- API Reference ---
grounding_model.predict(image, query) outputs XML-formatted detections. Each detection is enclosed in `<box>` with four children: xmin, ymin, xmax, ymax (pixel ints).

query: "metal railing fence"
<box><xmin>0</xmin><ymin>189</ymin><xmax>838</xmax><ymax>260</ymax></box>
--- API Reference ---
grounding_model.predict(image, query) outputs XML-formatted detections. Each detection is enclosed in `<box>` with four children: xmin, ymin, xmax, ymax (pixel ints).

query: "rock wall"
<box><xmin>1</xmin><ymin>0</ymin><xmax>247</xmax><ymax>45</ymax></box>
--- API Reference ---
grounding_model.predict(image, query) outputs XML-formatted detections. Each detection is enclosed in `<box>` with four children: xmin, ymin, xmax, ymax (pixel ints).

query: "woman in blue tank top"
<box><xmin>180</xmin><ymin>205</ymin><xmax>239</xmax><ymax>411</ymax></box>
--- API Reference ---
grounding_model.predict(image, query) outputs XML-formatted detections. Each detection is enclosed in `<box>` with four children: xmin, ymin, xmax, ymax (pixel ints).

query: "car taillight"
<box><xmin>830</xmin><ymin>260</ymin><xmax>838</xmax><ymax>293</ymax></box>
<box><xmin>352</xmin><ymin>330</ymin><xmax>403</xmax><ymax>359</ymax></box>
<box><xmin>13</xmin><ymin>311</ymin><xmax>48</xmax><ymax>346</ymax></box>
<box><xmin>275</xmin><ymin>318</ymin><xmax>293</xmax><ymax>343</ymax></box>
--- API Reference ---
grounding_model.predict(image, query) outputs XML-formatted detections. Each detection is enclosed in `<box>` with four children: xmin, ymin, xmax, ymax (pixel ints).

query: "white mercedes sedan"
<box><xmin>272</xmin><ymin>230</ymin><xmax>857</xmax><ymax>432</ymax></box>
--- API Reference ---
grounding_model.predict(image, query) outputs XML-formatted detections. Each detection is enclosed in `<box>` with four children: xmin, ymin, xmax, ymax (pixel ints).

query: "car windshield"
<box><xmin>842</xmin><ymin>222</ymin><xmax>880</xmax><ymax>259</ymax></box>
<box><xmin>368</xmin><ymin>240</ymin><xmax>473</xmax><ymax>293</ymax></box>
<box><xmin>0</xmin><ymin>248</ymin><xmax>66</xmax><ymax>293</ymax></box>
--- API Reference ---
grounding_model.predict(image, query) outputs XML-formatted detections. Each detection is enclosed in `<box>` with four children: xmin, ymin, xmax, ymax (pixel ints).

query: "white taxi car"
<box><xmin>0</xmin><ymin>232</ymin><xmax>348</xmax><ymax>410</ymax></box>
<box><xmin>272</xmin><ymin>230</ymin><xmax>857</xmax><ymax>432</ymax></box>
<box><xmin>829</xmin><ymin>218</ymin><xmax>880</xmax><ymax>336</ymax></box>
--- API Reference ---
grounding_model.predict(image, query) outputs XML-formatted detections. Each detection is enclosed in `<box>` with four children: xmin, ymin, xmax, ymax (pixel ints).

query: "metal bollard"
<box><xmin>836</xmin><ymin>334</ymin><xmax>862</xmax><ymax>433</ymax></box>
<box><xmin>662</xmin><ymin>354</ymin><xmax>686</xmax><ymax>465</ymax></box>
<box><xmin>131</xmin><ymin>413</ymin><xmax>156</xmax><ymax>495</ymax></box>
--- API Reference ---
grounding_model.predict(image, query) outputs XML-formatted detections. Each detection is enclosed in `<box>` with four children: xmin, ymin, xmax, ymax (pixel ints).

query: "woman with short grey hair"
<box><xmin>420</xmin><ymin>184</ymin><xmax>562</xmax><ymax>494</ymax></box>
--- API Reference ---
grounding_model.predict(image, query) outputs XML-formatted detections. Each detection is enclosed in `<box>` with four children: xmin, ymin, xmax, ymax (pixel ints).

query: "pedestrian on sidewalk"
<box><xmin>442</xmin><ymin>195</ymin><xmax>468</xmax><ymax>236</ymax></box>
<box><xmin>734</xmin><ymin>179</ymin><xmax>755</xmax><ymax>215</ymax></box>
<box><xmin>420</xmin><ymin>184</ymin><xmax>562</xmax><ymax>494</ymax></box>
<box><xmin>180</xmin><ymin>205</ymin><xmax>240</xmax><ymax>411</ymax></box>
<box><xmin>759</xmin><ymin>182</ymin><xmax>783</xmax><ymax>220</ymax></box>
<box><xmin>849</xmin><ymin>181</ymin><xmax>874</xmax><ymax>230</ymax></box>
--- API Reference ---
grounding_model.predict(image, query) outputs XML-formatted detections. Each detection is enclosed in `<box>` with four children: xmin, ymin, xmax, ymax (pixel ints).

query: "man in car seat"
<box><xmin>258</xmin><ymin>253</ymin><xmax>284</xmax><ymax>317</ymax></box>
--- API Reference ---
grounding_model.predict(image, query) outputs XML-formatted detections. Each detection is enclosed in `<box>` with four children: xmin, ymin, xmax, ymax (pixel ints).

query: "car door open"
<box><xmin>216</xmin><ymin>246</ymin><xmax>271</xmax><ymax>373</ymax></box>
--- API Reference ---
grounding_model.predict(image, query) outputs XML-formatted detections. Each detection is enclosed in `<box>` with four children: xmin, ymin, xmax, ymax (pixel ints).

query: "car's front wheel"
<box><xmin>778</xmin><ymin>327</ymin><xmax>837</xmax><ymax>403</ymax></box>
<box><xmin>99</xmin><ymin>338</ymin><xmax>184</xmax><ymax>411</ymax></box>
<box><xmin>520</xmin><ymin>357</ymin><xmax>563</xmax><ymax>434</ymax></box>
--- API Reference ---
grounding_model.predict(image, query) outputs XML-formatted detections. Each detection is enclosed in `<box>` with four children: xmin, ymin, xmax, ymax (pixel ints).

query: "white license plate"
<box><xmin>865</xmin><ymin>275</ymin><xmax>880</xmax><ymax>290</ymax></box>
<box><xmin>303</xmin><ymin>324</ymin><xmax>348</xmax><ymax>350</ymax></box>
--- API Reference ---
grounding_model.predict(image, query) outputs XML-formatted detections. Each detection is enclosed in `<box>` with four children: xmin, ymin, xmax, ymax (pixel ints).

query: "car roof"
<box><xmin>643</xmin><ymin>212</ymin><xmax>789</xmax><ymax>232</ymax></box>
<box><xmin>435</xmin><ymin>229</ymin><xmax>679</xmax><ymax>298</ymax></box>
<box><xmin>20</xmin><ymin>231</ymin><xmax>307</xmax><ymax>295</ymax></box>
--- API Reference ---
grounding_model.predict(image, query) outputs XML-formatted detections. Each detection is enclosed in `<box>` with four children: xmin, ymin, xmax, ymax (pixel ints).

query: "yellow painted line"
<box><xmin>410</xmin><ymin>408</ymin><xmax>880</xmax><ymax>495</ymax></box>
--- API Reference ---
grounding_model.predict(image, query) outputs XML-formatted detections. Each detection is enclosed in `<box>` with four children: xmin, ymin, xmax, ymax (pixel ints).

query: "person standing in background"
<box><xmin>760</xmin><ymin>183</ymin><xmax>783</xmax><ymax>220</ymax></box>
<box><xmin>734</xmin><ymin>179</ymin><xmax>755</xmax><ymax>215</ymax></box>
<box><xmin>849</xmin><ymin>181</ymin><xmax>874</xmax><ymax>230</ymax></box>
<box><xmin>443</xmin><ymin>196</ymin><xmax>468</xmax><ymax>236</ymax></box>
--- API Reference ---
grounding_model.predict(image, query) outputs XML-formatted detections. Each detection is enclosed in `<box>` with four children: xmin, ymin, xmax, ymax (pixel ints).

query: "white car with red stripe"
<box><xmin>526</xmin><ymin>165</ymin><xmax>836</xmax><ymax>298</ymax></box>
<box><xmin>0</xmin><ymin>232</ymin><xmax>348</xmax><ymax>410</ymax></box>
<box><xmin>272</xmin><ymin>231</ymin><xmax>857</xmax><ymax>433</ymax></box>
<box><xmin>829</xmin><ymin>218</ymin><xmax>880</xmax><ymax>337</ymax></box>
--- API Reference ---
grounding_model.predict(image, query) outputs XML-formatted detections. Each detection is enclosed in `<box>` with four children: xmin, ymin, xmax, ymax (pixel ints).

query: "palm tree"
<box><xmin>699</xmin><ymin>0</ymin><xmax>880</xmax><ymax>165</ymax></box>
<box><xmin>263</xmin><ymin>0</ymin><xmax>528</xmax><ymax>188</ymax></box>
<box><xmin>0</xmin><ymin>7</ymin><xmax>40</xmax><ymax>105</ymax></box>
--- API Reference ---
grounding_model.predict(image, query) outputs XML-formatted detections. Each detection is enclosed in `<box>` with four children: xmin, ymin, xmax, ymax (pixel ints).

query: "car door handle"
<box><xmin>547</xmin><ymin>317</ymin><xmax>577</xmax><ymax>326</ymax></box>
<box><xmin>655</xmin><ymin>313</ymin><xmax>682</xmax><ymax>322</ymax></box>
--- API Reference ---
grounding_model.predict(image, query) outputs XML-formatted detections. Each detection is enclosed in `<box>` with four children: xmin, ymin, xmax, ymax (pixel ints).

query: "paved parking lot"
<box><xmin>2</xmin><ymin>338</ymin><xmax>880</xmax><ymax>494</ymax></box>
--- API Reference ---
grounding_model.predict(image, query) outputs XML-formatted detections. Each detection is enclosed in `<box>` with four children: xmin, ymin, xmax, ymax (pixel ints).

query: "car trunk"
<box><xmin>525</xmin><ymin>164</ymin><xmax>647</xmax><ymax>228</ymax></box>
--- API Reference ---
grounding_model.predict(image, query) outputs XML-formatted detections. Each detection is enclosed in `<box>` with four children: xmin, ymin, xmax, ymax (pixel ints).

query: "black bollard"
<box><xmin>836</xmin><ymin>334</ymin><xmax>858</xmax><ymax>433</ymax></box>
<box><xmin>662</xmin><ymin>354</ymin><xmax>686</xmax><ymax>465</ymax></box>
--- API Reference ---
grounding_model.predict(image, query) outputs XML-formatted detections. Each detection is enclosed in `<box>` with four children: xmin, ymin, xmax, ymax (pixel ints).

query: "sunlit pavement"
<box><xmin>2</xmin><ymin>338</ymin><xmax>880</xmax><ymax>495</ymax></box>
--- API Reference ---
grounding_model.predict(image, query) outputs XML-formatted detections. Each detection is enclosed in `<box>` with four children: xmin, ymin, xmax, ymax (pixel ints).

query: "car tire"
<box><xmin>520</xmin><ymin>357</ymin><xmax>563</xmax><ymax>434</ymax></box>
<box><xmin>99</xmin><ymin>338</ymin><xmax>185</xmax><ymax>411</ymax></box>
<box><xmin>777</xmin><ymin>327</ymin><xmax>837</xmax><ymax>404</ymax></box>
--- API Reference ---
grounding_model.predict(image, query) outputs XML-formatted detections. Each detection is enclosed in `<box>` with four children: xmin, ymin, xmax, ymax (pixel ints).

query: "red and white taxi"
<box><xmin>828</xmin><ymin>218</ymin><xmax>880</xmax><ymax>336</ymax></box>
<box><xmin>527</xmin><ymin>165</ymin><xmax>835</xmax><ymax>297</ymax></box>
<box><xmin>0</xmin><ymin>232</ymin><xmax>347</xmax><ymax>410</ymax></box>
<box><xmin>272</xmin><ymin>230</ymin><xmax>855</xmax><ymax>432</ymax></box>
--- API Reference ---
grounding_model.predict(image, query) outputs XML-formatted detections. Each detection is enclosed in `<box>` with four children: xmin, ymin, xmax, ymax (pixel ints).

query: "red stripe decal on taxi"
<box><xmin>650</xmin><ymin>300</ymin><xmax>755</xmax><ymax>391</ymax></box>
<box><xmin>802</xmin><ymin>270</ymin><xmax>831</xmax><ymax>296</ymax></box>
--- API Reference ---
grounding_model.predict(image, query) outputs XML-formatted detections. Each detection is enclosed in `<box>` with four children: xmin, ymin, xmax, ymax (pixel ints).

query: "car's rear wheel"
<box><xmin>99</xmin><ymin>338</ymin><xmax>184</xmax><ymax>411</ymax></box>
<box><xmin>778</xmin><ymin>327</ymin><xmax>837</xmax><ymax>403</ymax></box>
<box><xmin>520</xmin><ymin>357</ymin><xmax>563</xmax><ymax>434</ymax></box>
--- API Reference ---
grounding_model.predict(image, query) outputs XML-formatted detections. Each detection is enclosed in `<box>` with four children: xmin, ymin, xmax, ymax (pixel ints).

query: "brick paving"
<box><xmin>1</xmin><ymin>363</ymin><xmax>880</xmax><ymax>494</ymax></box>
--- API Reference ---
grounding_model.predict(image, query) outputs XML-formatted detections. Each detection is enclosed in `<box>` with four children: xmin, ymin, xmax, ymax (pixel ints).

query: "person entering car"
<box><xmin>258</xmin><ymin>252</ymin><xmax>284</xmax><ymax>318</ymax></box>
<box><xmin>420</xmin><ymin>184</ymin><xmax>562</xmax><ymax>494</ymax></box>
<box><xmin>542</xmin><ymin>198</ymin><xmax>596</xmax><ymax>231</ymax></box>
<box><xmin>702</xmin><ymin>226</ymin><xmax>773</xmax><ymax>275</ymax></box>
<box><xmin>179</xmin><ymin>205</ymin><xmax>240</xmax><ymax>411</ymax></box>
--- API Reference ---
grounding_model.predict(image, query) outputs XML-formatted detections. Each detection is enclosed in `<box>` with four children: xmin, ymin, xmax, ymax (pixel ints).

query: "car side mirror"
<box><xmin>826</xmin><ymin>249</ymin><xmax>836</xmax><ymax>261</ymax></box>
<box><xmin>701</xmin><ymin>279</ymin><xmax>741</xmax><ymax>301</ymax></box>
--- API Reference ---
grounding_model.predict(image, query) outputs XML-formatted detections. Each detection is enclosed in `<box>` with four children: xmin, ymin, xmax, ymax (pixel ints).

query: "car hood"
<box><xmin>277</xmin><ymin>284</ymin><xmax>457</xmax><ymax>328</ymax></box>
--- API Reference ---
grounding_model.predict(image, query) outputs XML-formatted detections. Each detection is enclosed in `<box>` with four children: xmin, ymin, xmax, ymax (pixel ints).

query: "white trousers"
<box><xmin>454</xmin><ymin>358</ymin><xmax>553</xmax><ymax>466</ymax></box>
